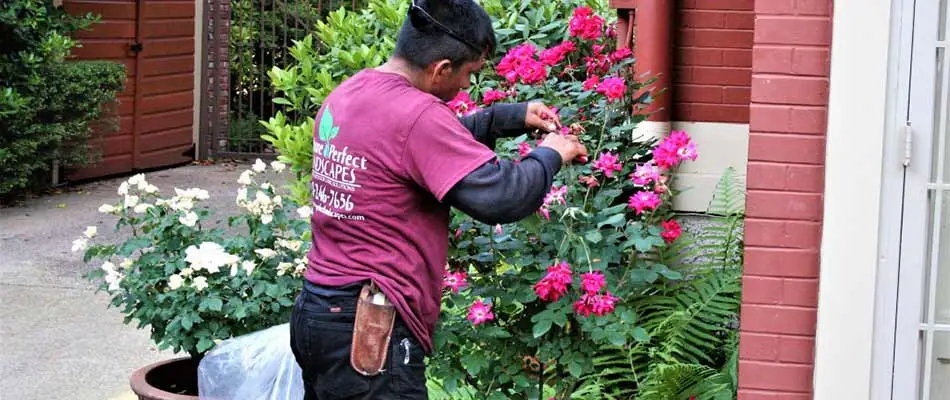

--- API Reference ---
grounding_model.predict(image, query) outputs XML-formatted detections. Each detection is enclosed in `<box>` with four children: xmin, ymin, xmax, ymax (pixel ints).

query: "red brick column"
<box><xmin>672</xmin><ymin>0</ymin><xmax>754</xmax><ymax>123</ymax></box>
<box><xmin>738</xmin><ymin>1</ymin><xmax>833</xmax><ymax>398</ymax></box>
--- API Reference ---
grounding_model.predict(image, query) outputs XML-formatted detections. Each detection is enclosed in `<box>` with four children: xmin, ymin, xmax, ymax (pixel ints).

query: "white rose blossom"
<box><xmin>277</xmin><ymin>239</ymin><xmax>303</xmax><ymax>253</ymax></box>
<box><xmin>117</xmin><ymin>181</ymin><xmax>129</xmax><ymax>196</ymax></box>
<box><xmin>252</xmin><ymin>159</ymin><xmax>267</xmax><ymax>173</ymax></box>
<box><xmin>71</xmin><ymin>238</ymin><xmax>88</xmax><ymax>253</ymax></box>
<box><xmin>180</xmin><ymin>267</ymin><xmax>194</xmax><ymax>277</ymax></box>
<box><xmin>277</xmin><ymin>262</ymin><xmax>293</xmax><ymax>276</ymax></box>
<box><xmin>270</xmin><ymin>160</ymin><xmax>286</xmax><ymax>173</ymax></box>
<box><xmin>261</xmin><ymin>213</ymin><xmax>273</xmax><ymax>225</ymax></box>
<box><xmin>236</xmin><ymin>187</ymin><xmax>248</xmax><ymax>206</ymax></box>
<box><xmin>168</xmin><ymin>274</ymin><xmax>184</xmax><ymax>290</ymax></box>
<box><xmin>242</xmin><ymin>260</ymin><xmax>256</xmax><ymax>276</ymax></box>
<box><xmin>83</xmin><ymin>226</ymin><xmax>97</xmax><ymax>238</ymax></box>
<box><xmin>102</xmin><ymin>261</ymin><xmax>123</xmax><ymax>291</ymax></box>
<box><xmin>184</xmin><ymin>242</ymin><xmax>235</xmax><ymax>274</ymax></box>
<box><xmin>254</xmin><ymin>248</ymin><xmax>278</xmax><ymax>260</ymax></box>
<box><xmin>179</xmin><ymin>211</ymin><xmax>199</xmax><ymax>227</ymax></box>
<box><xmin>297</xmin><ymin>206</ymin><xmax>313</xmax><ymax>219</ymax></box>
<box><xmin>124</xmin><ymin>195</ymin><xmax>139</xmax><ymax>208</ymax></box>
<box><xmin>128</xmin><ymin>173</ymin><xmax>145</xmax><ymax>186</ymax></box>
<box><xmin>120</xmin><ymin>259</ymin><xmax>134</xmax><ymax>269</ymax></box>
<box><xmin>133</xmin><ymin>203</ymin><xmax>153</xmax><ymax>214</ymax></box>
<box><xmin>98</xmin><ymin>204</ymin><xmax>117</xmax><ymax>214</ymax></box>
<box><xmin>191</xmin><ymin>276</ymin><xmax>209</xmax><ymax>292</ymax></box>
<box><xmin>238</xmin><ymin>170</ymin><xmax>254</xmax><ymax>186</ymax></box>
<box><xmin>144</xmin><ymin>184</ymin><xmax>160</xmax><ymax>194</ymax></box>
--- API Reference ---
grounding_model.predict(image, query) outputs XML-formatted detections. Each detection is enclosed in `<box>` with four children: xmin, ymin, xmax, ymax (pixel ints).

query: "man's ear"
<box><xmin>430</xmin><ymin>59</ymin><xmax>455</xmax><ymax>81</ymax></box>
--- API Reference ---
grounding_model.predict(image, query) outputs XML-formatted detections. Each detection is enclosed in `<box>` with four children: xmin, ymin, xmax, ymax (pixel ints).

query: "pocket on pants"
<box><xmin>390</xmin><ymin>332</ymin><xmax>428</xmax><ymax>399</ymax></box>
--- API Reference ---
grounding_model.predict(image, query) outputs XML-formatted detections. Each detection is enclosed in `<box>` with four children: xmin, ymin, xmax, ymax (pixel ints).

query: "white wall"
<box><xmin>813</xmin><ymin>0</ymin><xmax>895</xmax><ymax>398</ymax></box>
<box><xmin>670</xmin><ymin>122</ymin><xmax>749</xmax><ymax>213</ymax></box>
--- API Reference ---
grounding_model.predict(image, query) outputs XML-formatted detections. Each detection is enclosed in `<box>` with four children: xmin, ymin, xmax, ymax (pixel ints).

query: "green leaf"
<box><xmin>632</xmin><ymin>327</ymin><xmax>650</xmax><ymax>342</ymax></box>
<box><xmin>533</xmin><ymin>318</ymin><xmax>552</xmax><ymax>338</ymax></box>
<box><xmin>207</xmin><ymin>297</ymin><xmax>223</xmax><ymax>312</ymax></box>
<box><xmin>461</xmin><ymin>353</ymin><xmax>488</xmax><ymax>376</ymax></box>
<box><xmin>584</xmin><ymin>230</ymin><xmax>603</xmax><ymax>244</ymax></box>
<box><xmin>181</xmin><ymin>315</ymin><xmax>193</xmax><ymax>331</ymax></box>
<box><xmin>607</xmin><ymin>330</ymin><xmax>626</xmax><ymax>346</ymax></box>
<box><xmin>569</xmin><ymin>361</ymin><xmax>583</xmax><ymax>378</ymax></box>
<box><xmin>598</xmin><ymin>213</ymin><xmax>626</xmax><ymax>228</ymax></box>
<box><xmin>197</xmin><ymin>338</ymin><xmax>215</xmax><ymax>353</ymax></box>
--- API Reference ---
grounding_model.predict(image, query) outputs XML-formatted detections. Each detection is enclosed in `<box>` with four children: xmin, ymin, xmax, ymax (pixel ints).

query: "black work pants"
<box><xmin>289</xmin><ymin>281</ymin><xmax>429</xmax><ymax>400</ymax></box>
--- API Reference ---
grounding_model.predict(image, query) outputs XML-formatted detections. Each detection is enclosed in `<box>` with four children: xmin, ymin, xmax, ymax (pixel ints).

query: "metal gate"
<box><xmin>66</xmin><ymin>0</ymin><xmax>197</xmax><ymax>180</ymax></box>
<box><xmin>200</xmin><ymin>0</ymin><xmax>362</xmax><ymax>160</ymax></box>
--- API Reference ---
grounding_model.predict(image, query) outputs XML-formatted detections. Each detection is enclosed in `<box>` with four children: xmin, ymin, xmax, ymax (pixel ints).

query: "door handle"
<box><xmin>130</xmin><ymin>42</ymin><xmax>144</xmax><ymax>54</ymax></box>
<box><xmin>938</xmin><ymin>357</ymin><xmax>950</xmax><ymax>364</ymax></box>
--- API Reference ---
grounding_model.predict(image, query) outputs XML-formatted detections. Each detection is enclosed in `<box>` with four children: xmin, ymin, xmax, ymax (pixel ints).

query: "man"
<box><xmin>289</xmin><ymin>0</ymin><xmax>587</xmax><ymax>398</ymax></box>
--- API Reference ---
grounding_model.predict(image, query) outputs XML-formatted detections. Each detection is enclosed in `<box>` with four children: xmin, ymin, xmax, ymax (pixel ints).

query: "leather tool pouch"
<box><xmin>350</xmin><ymin>283</ymin><xmax>396</xmax><ymax>376</ymax></box>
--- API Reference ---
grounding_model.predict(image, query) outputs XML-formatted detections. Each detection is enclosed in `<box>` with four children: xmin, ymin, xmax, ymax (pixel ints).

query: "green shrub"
<box><xmin>262</xmin><ymin>0</ymin><xmax>611</xmax><ymax>205</ymax></box>
<box><xmin>0</xmin><ymin>2</ymin><xmax>126</xmax><ymax>198</ymax></box>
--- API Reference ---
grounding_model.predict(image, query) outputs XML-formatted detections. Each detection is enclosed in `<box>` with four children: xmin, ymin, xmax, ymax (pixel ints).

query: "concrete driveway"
<box><xmin>0</xmin><ymin>162</ymin><xmax>256</xmax><ymax>400</ymax></box>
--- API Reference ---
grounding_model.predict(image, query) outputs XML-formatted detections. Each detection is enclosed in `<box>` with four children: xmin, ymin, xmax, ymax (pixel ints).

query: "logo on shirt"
<box><xmin>317</xmin><ymin>106</ymin><xmax>340</xmax><ymax>158</ymax></box>
<box><xmin>311</xmin><ymin>104</ymin><xmax>368</xmax><ymax>222</ymax></box>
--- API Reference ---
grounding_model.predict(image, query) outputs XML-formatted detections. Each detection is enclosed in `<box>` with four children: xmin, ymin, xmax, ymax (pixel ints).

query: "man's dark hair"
<box><xmin>394</xmin><ymin>0</ymin><xmax>496</xmax><ymax>69</ymax></box>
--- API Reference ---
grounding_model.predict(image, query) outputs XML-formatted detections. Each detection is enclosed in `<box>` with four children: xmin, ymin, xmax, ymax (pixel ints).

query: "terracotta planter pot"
<box><xmin>129</xmin><ymin>357</ymin><xmax>201</xmax><ymax>400</ymax></box>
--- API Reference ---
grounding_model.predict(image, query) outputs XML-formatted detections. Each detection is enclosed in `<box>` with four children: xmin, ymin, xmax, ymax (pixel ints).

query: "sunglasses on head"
<box><xmin>408</xmin><ymin>0</ymin><xmax>482</xmax><ymax>53</ymax></box>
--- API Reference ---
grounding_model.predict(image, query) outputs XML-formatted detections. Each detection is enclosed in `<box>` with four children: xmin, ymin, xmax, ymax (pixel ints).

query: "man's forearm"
<box><xmin>458</xmin><ymin>103</ymin><xmax>531</xmax><ymax>149</ymax></box>
<box><xmin>443</xmin><ymin>147</ymin><xmax>562</xmax><ymax>225</ymax></box>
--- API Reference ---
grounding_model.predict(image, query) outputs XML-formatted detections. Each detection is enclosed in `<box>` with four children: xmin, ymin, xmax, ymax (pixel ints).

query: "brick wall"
<box><xmin>673</xmin><ymin>0</ymin><xmax>754</xmax><ymax>123</ymax></box>
<box><xmin>739</xmin><ymin>0</ymin><xmax>832</xmax><ymax>398</ymax></box>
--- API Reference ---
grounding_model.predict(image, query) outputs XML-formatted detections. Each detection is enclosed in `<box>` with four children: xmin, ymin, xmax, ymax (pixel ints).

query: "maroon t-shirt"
<box><xmin>304</xmin><ymin>69</ymin><xmax>496</xmax><ymax>353</ymax></box>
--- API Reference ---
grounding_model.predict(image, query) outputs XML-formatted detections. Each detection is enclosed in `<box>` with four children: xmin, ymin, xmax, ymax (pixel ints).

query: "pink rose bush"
<box><xmin>432</xmin><ymin>3</ymin><xmax>702</xmax><ymax>398</ymax></box>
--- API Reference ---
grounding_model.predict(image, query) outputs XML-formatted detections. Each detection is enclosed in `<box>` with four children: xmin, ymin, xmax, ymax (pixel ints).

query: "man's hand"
<box><xmin>524</xmin><ymin>102</ymin><xmax>560</xmax><ymax>132</ymax></box>
<box><xmin>540</xmin><ymin>133</ymin><xmax>588</xmax><ymax>165</ymax></box>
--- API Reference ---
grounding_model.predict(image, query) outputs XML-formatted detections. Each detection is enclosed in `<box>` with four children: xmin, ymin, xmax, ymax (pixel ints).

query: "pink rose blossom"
<box><xmin>628</xmin><ymin>190</ymin><xmax>662</xmax><ymax>214</ymax></box>
<box><xmin>583</xmin><ymin>75</ymin><xmax>600</xmax><ymax>91</ymax></box>
<box><xmin>661</xmin><ymin>219</ymin><xmax>682</xmax><ymax>243</ymax></box>
<box><xmin>630</xmin><ymin>162</ymin><xmax>660</xmax><ymax>186</ymax></box>
<box><xmin>518</xmin><ymin>142</ymin><xmax>532</xmax><ymax>158</ymax></box>
<box><xmin>543</xmin><ymin>185</ymin><xmax>568</xmax><ymax>206</ymax></box>
<box><xmin>443</xmin><ymin>270</ymin><xmax>469</xmax><ymax>294</ymax></box>
<box><xmin>596</xmin><ymin>77</ymin><xmax>626</xmax><ymax>102</ymax></box>
<box><xmin>467</xmin><ymin>299</ymin><xmax>495</xmax><ymax>325</ymax></box>
<box><xmin>579</xmin><ymin>175</ymin><xmax>599</xmax><ymax>188</ymax></box>
<box><xmin>609</xmin><ymin>48</ymin><xmax>633</xmax><ymax>63</ymax></box>
<box><xmin>447</xmin><ymin>91</ymin><xmax>477</xmax><ymax>117</ymax></box>
<box><xmin>482</xmin><ymin>89</ymin><xmax>508</xmax><ymax>106</ymax></box>
<box><xmin>592</xmin><ymin>292</ymin><xmax>618</xmax><ymax>316</ymax></box>
<box><xmin>534</xmin><ymin>261</ymin><xmax>573</xmax><ymax>302</ymax></box>
<box><xmin>539</xmin><ymin>41</ymin><xmax>576</xmax><ymax>66</ymax></box>
<box><xmin>496</xmin><ymin>43</ymin><xmax>548</xmax><ymax>85</ymax></box>
<box><xmin>569</xmin><ymin>7</ymin><xmax>605</xmax><ymax>40</ymax></box>
<box><xmin>592</xmin><ymin>152</ymin><xmax>623</xmax><ymax>177</ymax></box>
<box><xmin>575</xmin><ymin>292</ymin><xmax>618</xmax><ymax>317</ymax></box>
<box><xmin>581</xmin><ymin>270</ymin><xmax>606</xmax><ymax>294</ymax></box>
<box><xmin>653</xmin><ymin>130</ymin><xmax>698</xmax><ymax>168</ymax></box>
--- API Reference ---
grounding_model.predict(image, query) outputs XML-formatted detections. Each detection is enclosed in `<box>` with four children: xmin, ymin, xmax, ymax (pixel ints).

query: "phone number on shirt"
<box><xmin>313</xmin><ymin>182</ymin><xmax>355</xmax><ymax>211</ymax></box>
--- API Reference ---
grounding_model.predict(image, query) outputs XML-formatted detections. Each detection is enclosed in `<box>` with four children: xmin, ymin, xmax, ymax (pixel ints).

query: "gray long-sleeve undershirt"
<box><xmin>443</xmin><ymin>103</ymin><xmax>562</xmax><ymax>225</ymax></box>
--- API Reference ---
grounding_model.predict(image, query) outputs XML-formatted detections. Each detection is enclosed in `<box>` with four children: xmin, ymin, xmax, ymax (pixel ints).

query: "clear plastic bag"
<box><xmin>197</xmin><ymin>323</ymin><xmax>304</xmax><ymax>400</ymax></box>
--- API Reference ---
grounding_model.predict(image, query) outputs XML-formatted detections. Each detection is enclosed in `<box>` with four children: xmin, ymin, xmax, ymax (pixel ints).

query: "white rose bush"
<box><xmin>78</xmin><ymin>162</ymin><xmax>311</xmax><ymax>358</ymax></box>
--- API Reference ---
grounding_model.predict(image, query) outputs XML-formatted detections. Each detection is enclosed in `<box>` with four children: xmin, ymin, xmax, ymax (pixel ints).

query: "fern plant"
<box><xmin>571</xmin><ymin>168</ymin><xmax>745</xmax><ymax>400</ymax></box>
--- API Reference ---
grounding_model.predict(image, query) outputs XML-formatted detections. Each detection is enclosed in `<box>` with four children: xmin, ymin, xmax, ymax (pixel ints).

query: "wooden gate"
<box><xmin>64</xmin><ymin>0</ymin><xmax>196</xmax><ymax>181</ymax></box>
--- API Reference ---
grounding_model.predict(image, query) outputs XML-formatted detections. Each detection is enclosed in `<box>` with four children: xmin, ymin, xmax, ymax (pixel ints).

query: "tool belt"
<box><xmin>350</xmin><ymin>282</ymin><xmax>396</xmax><ymax>376</ymax></box>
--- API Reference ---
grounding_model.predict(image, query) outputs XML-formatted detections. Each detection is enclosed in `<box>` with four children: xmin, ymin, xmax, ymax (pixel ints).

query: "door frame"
<box><xmin>892</xmin><ymin>0</ymin><xmax>947</xmax><ymax>397</ymax></box>
<box><xmin>872</xmin><ymin>0</ymin><xmax>947</xmax><ymax>398</ymax></box>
